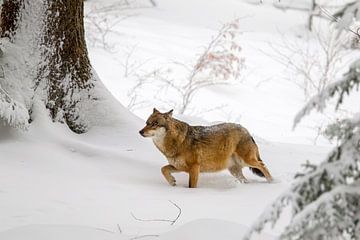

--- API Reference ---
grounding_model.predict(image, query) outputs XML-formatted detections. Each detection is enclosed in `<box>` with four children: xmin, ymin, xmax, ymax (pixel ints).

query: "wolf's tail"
<box><xmin>249</xmin><ymin>136</ymin><xmax>266</xmax><ymax>178</ymax></box>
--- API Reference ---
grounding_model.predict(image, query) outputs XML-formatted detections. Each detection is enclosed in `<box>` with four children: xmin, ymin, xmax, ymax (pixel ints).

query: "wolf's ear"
<box><xmin>153</xmin><ymin>108</ymin><xmax>160</xmax><ymax>114</ymax></box>
<box><xmin>166</xmin><ymin>109</ymin><xmax>173</xmax><ymax>117</ymax></box>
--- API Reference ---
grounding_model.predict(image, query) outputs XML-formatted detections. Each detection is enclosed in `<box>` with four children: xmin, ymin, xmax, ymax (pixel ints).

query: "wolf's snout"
<box><xmin>139</xmin><ymin>129</ymin><xmax>145</xmax><ymax>136</ymax></box>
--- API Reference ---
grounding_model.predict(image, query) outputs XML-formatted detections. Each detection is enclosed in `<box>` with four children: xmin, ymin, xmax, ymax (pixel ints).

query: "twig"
<box><xmin>169</xmin><ymin>200</ymin><xmax>181</xmax><ymax>225</ymax></box>
<box><xmin>130</xmin><ymin>200</ymin><xmax>182</xmax><ymax>226</ymax></box>
<box><xmin>196</xmin><ymin>104</ymin><xmax>228</xmax><ymax>116</ymax></box>
<box><xmin>117</xmin><ymin>224</ymin><xmax>122</xmax><ymax>234</ymax></box>
<box><xmin>130</xmin><ymin>234</ymin><xmax>159</xmax><ymax>240</ymax></box>
<box><xmin>118</xmin><ymin>45</ymin><xmax>152</xmax><ymax>77</ymax></box>
<box><xmin>94</xmin><ymin>227</ymin><xmax>115</xmax><ymax>234</ymax></box>
<box><xmin>124</xmin><ymin>18</ymin><xmax>244</xmax><ymax>115</ymax></box>
<box><xmin>258</xmin><ymin>26</ymin><xmax>350</xmax><ymax>100</ymax></box>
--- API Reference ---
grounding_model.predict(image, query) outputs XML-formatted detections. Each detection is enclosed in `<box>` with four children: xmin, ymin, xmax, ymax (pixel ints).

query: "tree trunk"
<box><xmin>149</xmin><ymin>0</ymin><xmax>157</xmax><ymax>7</ymax></box>
<box><xmin>0</xmin><ymin>0</ymin><xmax>96</xmax><ymax>133</ymax></box>
<box><xmin>308</xmin><ymin>0</ymin><xmax>316</xmax><ymax>31</ymax></box>
<box><xmin>0</xmin><ymin>0</ymin><xmax>22</xmax><ymax>39</ymax></box>
<box><xmin>37</xmin><ymin>0</ymin><xmax>94</xmax><ymax>133</ymax></box>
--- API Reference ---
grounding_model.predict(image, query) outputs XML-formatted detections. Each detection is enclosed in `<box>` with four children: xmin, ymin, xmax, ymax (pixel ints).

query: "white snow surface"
<box><xmin>0</xmin><ymin>105</ymin><xmax>329</xmax><ymax>239</ymax></box>
<box><xmin>0</xmin><ymin>219</ymin><xmax>274</xmax><ymax>240</ymax></box>
<box><xmin>0</xmin><ymin>0</ymin><xmax>343</xmax><ymax>239</ymax></box>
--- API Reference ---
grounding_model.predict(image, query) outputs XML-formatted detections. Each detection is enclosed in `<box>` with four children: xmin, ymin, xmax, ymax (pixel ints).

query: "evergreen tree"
<box><xmin>244</xmin><ymin>4</ymin><xmax>360</xmax><ymax>240</ymax></box>
<box><xmin>334</xmin><ymin>1</ymin><xmax>360</xmax><ymax>30</ymax></box>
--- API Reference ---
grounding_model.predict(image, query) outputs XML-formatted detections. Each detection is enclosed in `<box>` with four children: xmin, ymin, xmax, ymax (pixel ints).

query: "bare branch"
<box><xmin>117</xmin><ymin>224</ymin><xmax>122</xmax><ymax>234</ymax></box>
<box><xmin>124</xmin><ymin>18</ymin><xmax>245</xmax><ymax>115</ymax></box>
<box><xmin>85</xmin><ymin>1</ymin><xmax>139</xmax><ymax>50</ymax></box>
<box><xmin>168</xmin><ymin>200</ymin><xmax>181</xmax><ymax>225</ymax></box>
<box><xmin>118</xmin><ymin>45</ymin><xmax>152</xmax><ymax>77</ymax></box>
<box><xmin>130</xmin><ymin>200</ymin><xmax>182</xmax><ymax>226</ymax></box>
<box><xmin>259</xmin><ymin>26</ymin><xmax>351</xmax><ymax>100</ymax></box>
<box><xmin>130</xmin><ymin>234</ymin><xmax>159</xmax><ymax>240</ymax></box>
<box><xmin>196</xmin><ymin>103</ymin><xmax>228</xmax><ymax>116</ymax></box>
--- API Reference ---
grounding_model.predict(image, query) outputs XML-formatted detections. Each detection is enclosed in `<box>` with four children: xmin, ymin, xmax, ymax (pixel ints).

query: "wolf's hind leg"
<box><xmin>161</xmin><ymin>165</ymin><xmax>180</xmax><ymax>186</ymax></box>
<box><xmin>228</xmin><ymin>164</ymin><xmax>248</xmax><ymax>183</ymax></box>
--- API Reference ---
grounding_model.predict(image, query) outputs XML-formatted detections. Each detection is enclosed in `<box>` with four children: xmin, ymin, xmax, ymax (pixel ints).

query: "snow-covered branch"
<box><xmin>246</xmin><ymin>116</ymin><xmax>360</xmax><ymax>240</ymax></box>
<box><xmin>0</xmin><ymin>86</ymin><xmax>29</xmax><ymax>129</ymax></box>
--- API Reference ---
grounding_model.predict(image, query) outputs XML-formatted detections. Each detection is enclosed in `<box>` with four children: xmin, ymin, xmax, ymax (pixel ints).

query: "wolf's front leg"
<box><xmin>188</xmin><ymin>164</ymin><xmax>200</xmax><ymax>188</ymax></box>
<box><xmin>161</xmin><ymin>165</ymin><xmax>180</xmax><ymax>186</ymax></box>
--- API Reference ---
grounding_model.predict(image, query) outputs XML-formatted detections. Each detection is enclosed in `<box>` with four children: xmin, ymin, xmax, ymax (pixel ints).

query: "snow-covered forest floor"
<box><xmin>0</xmin><ymin>108</ymin><xmax>330</xmax><ymax>239</ymax></box>
<box><xmin>0</xmin><ymin>0</ymin><xmax>357</xmax><ymax>239</ymax></box>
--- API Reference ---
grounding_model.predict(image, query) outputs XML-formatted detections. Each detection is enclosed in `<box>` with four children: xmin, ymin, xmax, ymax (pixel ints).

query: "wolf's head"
<box><xmin>139</xmin><ymin>108</ymin><xmax>173</xmax><ymax>138</ymax></box>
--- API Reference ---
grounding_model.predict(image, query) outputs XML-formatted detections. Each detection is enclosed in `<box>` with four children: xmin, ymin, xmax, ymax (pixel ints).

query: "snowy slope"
<box><xmin>0</xmin><ymin>110</ymin><xmax>329</xmax><ymax>238</ymax></box>
<box><xmin>0</xmin><ymin>225</ymin><xmax>124</xmax><ymax>240</ymax></box>
<box><xmin>0</xmin><ymin>219</ymin><xmax>274</xmax><ymax>240</ymax></box>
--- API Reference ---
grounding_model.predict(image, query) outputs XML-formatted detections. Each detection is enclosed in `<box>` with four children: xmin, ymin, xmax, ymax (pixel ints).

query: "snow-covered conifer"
<box><xmin>244</xmin><ymin>56</ymin><xmax>360</xmax><ymax>240</ymax></box>
<box><xmin>244</xmin><ymin>4</ymin><xmax>360</xmax><ymax>239</ymax></box>
<box><xmin>334</xmin><ymin>1</ymin><xmax>360</xmax><ymax>31</ymax></box>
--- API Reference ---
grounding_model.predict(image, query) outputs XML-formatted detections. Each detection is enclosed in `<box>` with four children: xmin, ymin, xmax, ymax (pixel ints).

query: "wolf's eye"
<box><xmin>152</xmin><ymin>122</ymin><xmax>158</xmax><ymax>126</ymax></box>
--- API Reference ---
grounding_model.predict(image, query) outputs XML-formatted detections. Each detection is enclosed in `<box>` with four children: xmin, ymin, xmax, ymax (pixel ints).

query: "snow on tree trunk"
<box><xmin>36</xmin><ymin>0</ymin><xmax>94</xmax><ymax>133</ymax></box>
<box><xmin>0</xmin><ymin>0</ymin><xmax>30</xmax><ymax>129</ymax></box>
<box><xmin>0</xmin><ymin>0</ymin><xmax>107</xmax><ymax>133</ymax></box>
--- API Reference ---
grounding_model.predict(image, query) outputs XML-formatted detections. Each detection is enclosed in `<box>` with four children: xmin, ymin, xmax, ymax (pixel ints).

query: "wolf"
<box><xmin>139</xmin><ymin>108</ymin><xmax>273</xmax><ymax>188</ymax></box>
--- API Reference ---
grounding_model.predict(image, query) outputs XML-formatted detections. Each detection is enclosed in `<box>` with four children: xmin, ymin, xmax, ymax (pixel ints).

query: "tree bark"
<box><xmin>37</xmin><ymin>0</ymin><xmax>93</xmax><ymax>133</ymax></box>
<box><xmin>308</xmin><ymin>0</ymin><xmax>316</xmax><ymax>31</ymax></box>
<box><xmin>0</xmin><ymin>0</ymin><xmax>22</xmax><ymax>39</ymax></box>
<box><xmin>0</xmin><ymin>0</ymin><xmax>95</xmax><ymax>133</ymax></box>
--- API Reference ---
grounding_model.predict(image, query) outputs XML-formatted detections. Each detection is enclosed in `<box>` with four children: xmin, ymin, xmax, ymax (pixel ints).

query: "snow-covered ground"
<box><xmin>0</xmin><ymin>106</ymin><xmax>330</xmax><ymax>239</ymax></box>
<box><xmin>0</xmin><ymin>0</ymin><xmax>345</xmax><ymax>239</ymax></box>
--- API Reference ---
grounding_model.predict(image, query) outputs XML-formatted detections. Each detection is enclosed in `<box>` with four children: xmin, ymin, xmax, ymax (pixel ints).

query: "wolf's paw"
<box><xmin>238</xmin><ymin>178</ymin><xmax>249</xmax><ymax>184</ymax></box>
<box><xmin>169</xmin><ymin>180</ymin><xmax>176</xmax><ymax>186</ymax></box>
<box><xmin>168</xmin><ymin>176</ymin><xmax>176</xmax><ymax>186</ymax></box>
<box><xmin>266</xmin><ymin>177</ymin><xmax>274</xmax><ymax>183</ymax></box>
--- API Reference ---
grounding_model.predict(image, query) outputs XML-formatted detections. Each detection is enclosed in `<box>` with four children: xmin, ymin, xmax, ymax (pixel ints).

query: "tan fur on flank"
<box><xmin>139</xmin><ymin>108</ymin><xmax>273</xmax><ymax>188</ymax></box>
